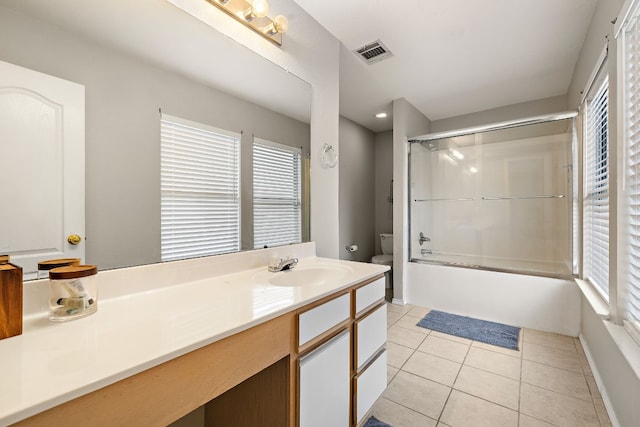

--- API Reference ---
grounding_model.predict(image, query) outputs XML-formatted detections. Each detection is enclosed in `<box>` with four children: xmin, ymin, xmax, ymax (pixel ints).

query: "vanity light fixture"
<box><xmin>264</xmin><ymin>15</ymin><xmax>289</xmax><ymax>36</ymax></box>
<box><xmin>375</xmin><ymin>112</ymin><xmax>387</xmax><ymax>118</ymax></box>
<box><xmin>208</xmin><ymin>0</ymin><xmax>288</xmax><ymax>46</ymax></box>
<box><xmin>243</xmin><ymin>0</ymin><xmax>268</xmax><ymax>21</ymax></box>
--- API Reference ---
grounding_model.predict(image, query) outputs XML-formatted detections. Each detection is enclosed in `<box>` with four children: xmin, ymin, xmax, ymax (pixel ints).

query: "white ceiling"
<box><xmin>3</xmin><ymin>0</ymin><xmax>598</xmax><ymax>132</ymax></box>
<box><xmin>1</xmin><ymin>0</ymin><xmax>311</xmax><ymax>124</ymax></box>
<box><xmin>294</xmin><ymin>0</ymin><xmax>598</xmax><ymax>132</ymax></box>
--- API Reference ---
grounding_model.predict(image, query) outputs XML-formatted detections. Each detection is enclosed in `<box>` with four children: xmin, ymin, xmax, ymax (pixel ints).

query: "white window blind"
<box><xmin>584</xmin><ymin>77</ymin><xmax>610</xmax><ymax>298</ymax></box>
<box><xmin>624</xmin><ymin>12</ymin><xmax>640</xmax><ymax>331</ymax></box>
<box><xmin>161</xmin><ymin>115</ymin><xmax>240</xmax><ymax>261</ymax></box>
<box><xmin>253</xmin><ymin>139</ymin><xmax>301</xmax><ymax>249</ymax></box>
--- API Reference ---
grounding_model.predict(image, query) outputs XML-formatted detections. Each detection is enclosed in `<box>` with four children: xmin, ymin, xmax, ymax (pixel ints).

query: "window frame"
<box><xmin>583</xmin><ymin>70</ymin><xmax>611</xmax><ymax>301</ymax></box>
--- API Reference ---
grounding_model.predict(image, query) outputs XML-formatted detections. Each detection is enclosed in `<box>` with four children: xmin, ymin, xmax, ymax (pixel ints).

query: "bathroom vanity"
<box><xmin>0</xmin><ymin>243</ymin><xmax>388</xmax><ymax>426</ymax></box>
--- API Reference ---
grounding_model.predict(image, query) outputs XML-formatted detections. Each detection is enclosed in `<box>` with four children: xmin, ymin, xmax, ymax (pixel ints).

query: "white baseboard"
<box><xmin>578</xmin><ymin>334</ymin><xmax>620</xmax><ymax>427</ymax></box>
<box><xmin>391</xmin><ymin>298</ymin><xmax>406</xmax><ymax>305</ymax></box>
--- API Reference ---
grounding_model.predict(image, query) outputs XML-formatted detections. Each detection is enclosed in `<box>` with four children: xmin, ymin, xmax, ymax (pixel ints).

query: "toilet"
<box><xmin>371</xmin><ymin>233</ymin><xmax>393</xmax><ymax>300</ymax></box>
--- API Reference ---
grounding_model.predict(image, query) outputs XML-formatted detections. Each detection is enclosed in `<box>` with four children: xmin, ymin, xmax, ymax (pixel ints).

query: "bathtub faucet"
<box><xmin>419</xmin><ymin>232</ymin><xmax>431</xmax><ymax>245</ymax></box>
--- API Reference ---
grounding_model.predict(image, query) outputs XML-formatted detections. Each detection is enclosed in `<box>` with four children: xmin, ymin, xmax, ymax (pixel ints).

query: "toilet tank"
<box><xmin>380</xmin><ymin>233</ymin><xmax>393</xmax><ymax>254</ymax></box>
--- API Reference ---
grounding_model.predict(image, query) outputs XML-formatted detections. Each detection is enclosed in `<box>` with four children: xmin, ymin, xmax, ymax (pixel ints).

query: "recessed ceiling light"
<box><xmin>375</xmin><ymin>112</ymin><xmax>387</xmax><ymax>118</ymax></box>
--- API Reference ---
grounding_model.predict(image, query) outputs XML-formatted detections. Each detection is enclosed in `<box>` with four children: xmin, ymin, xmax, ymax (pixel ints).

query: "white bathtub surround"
<box><xmin>408</xmin><ymin>120</ymin><xmax>574</xmax><ymax>279</ymax></box>
<box><xmin>406</xmin><ymin>263</ymin><xmax>581</xmax><ymax>336</ymax></box>
<box><xmin>0</xmin><ymin>242</ymin><xmax>388</xmax><ymax>425</ymax></box>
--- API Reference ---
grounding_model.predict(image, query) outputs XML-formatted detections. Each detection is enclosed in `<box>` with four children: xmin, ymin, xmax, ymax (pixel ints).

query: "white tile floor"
<box><xmin>367</xmin><ymin>303</ymin><xmax>612</xmax><ymax>427</ymax></box>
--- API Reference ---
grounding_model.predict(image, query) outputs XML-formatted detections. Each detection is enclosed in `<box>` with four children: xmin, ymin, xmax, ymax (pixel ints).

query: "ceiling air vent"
<box><xmin>354</xmin><ymin>39</ymin><xmax>392</xmax><ymax>64</ymax></box>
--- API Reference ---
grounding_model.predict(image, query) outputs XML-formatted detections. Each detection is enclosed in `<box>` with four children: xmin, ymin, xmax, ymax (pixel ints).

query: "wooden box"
<box><xmin>0</xmin><ymin>263</ymin><xmax>23</xmax><ymax>340</ymax></box>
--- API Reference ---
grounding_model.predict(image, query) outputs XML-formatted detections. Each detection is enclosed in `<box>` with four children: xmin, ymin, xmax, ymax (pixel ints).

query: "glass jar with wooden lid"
<box><xmin>48</xmin><ymin>265</ymin><xmax>98</xmax><ymax>321</ymax></box>
<box><xmin>37</xmin><ymin>258</ymin><xmax>81</xmax><ymax>279</ymax></box>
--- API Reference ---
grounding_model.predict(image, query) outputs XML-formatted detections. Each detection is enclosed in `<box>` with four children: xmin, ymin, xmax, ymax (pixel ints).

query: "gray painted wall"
<box><xmin>338</xmin><ymin>117</ymin><xmax>375</xmax><ymax>263</ymax></box>
<box><xmin>430</xmin><ymin>95</ymin><xmax>569</xmax><ymax>133</ymax></box>
<box><xmin>567</xmin><ymin>0</ymin><xmax>625</xmax><ymax>108</ymax></box>
<box><xmin>392</xmin><ymin>98</ymin><xmax>431</xmax><ymax>302</ymax></box>
<box><xmin>374</xmin><ymin>131</ymin><xmax>393</xmax><ymax>255</ymax></box>
<box><xmin>581</xmin><ymin>298</ymin><xmax>640</xmax><ymax>427</ymax></box>
<box><xmin>0</xmin><ymin>6</ymin><xmax>310</xmax><ymax>270</ymax></box>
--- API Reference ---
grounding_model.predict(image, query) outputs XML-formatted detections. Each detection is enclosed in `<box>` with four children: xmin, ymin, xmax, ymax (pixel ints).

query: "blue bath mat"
<box><xmin>417</xmin><ymin>310</ymin><xmax>520</xmax><ymax>350</ymax></box>
<box><xmin>363</xmin><ymin>416</ymin><xmax>392</xmax><ymax>427</ymax></box>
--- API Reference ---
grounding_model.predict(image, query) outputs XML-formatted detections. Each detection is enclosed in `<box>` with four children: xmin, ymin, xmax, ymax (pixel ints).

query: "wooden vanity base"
<box><xmin>12</xmin><ymin>273</ymin><xmax>386</xmax><ymax>427</ymax></box>
<box><xmin>205</xmin><ymin>356</ymin><xmax>289</xmax><ymax>426</ymax></box>
<box><xmin>13</xmin><ymin>313</ymin><xmax>292</xmax><ymax>427</ymax></box>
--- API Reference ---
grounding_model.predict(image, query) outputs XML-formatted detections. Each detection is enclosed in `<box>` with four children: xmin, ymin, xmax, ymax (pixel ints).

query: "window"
<box><xmin>253</xmin><ymin>139</ymin><xmax>301</xmax><ymax>248</ymax></box>
<box><xmin>624</xmin><ymin>12</ymin><xmax>640</xmax><ymax>334</ymax></box>
<box><xmin>160</xmin><ymin>115</ymin><xmax>240</xmax><ymax>261</ymax></box>
<box><xmin>583</xmin><ymin>77</ymin><xmax>609</xmax><ymax>298</ymax></box>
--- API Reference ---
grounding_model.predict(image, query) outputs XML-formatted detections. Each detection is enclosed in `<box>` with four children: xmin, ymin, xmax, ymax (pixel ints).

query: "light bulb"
<box><xmin>251</xmin><ymin>0</ymin><xmax>269</xmax><ymax>18</ymax></box>
<box><xmin>273</xmin><ymin>15</ymin><xmax>288</xmax><ymax>33</ymax></box>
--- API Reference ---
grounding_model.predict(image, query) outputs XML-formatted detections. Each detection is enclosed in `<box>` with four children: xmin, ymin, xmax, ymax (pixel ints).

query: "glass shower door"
<box><xmin>409</xmin><ymin>116</ymin><xmax>575</xmax><ymax>277</ymax></box>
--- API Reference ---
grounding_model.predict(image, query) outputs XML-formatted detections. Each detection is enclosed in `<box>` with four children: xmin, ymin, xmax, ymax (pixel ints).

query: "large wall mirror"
<box><xmin>0</xmin><ymin>0</ymin><xmax>311</xmax><ymax>278</ymax></box>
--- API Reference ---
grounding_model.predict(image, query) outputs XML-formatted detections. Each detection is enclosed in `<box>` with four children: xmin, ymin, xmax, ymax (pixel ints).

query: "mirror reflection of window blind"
<box><xmin>160</xmin><ymin>115</ymin><xmax>240</xmax><ymax>261</ymax></box>
<box><xmin>624</xmin><ymin>13</ymin><xmax>640</xmax><ymax>332</ymax></box>
<box><xmin>253</xmin><ymin>139</ymin><xmax>301</xmax><ymax>249</ymax></box>
<box><xmin>584</xmin><ymin>77</ymin><xmax>609</xmax><ymax>298</ymax></box>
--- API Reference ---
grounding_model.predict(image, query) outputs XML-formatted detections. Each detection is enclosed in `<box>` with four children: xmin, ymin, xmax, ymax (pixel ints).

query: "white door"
<box><xmin>0</xmin><ymin>60</ymin><xmax>85</xmax><ymax>279</ymax></box>
<box><xmin>299</xmin><ymin>330</ymin><xmax>350</xmax><ymax>427</ymax></box>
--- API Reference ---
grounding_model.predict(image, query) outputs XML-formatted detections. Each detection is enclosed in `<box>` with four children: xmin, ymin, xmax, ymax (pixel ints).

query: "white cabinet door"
<box><xmin>355</xmin><ymin>350</ymin><xmax>387</xmax><ymax>424</ymax></box>
<box><xmin>0</xmin><ymin>60</ymin><xmax>85</xmax><ymax>278</ymax></box>
<box><xmin>299</xmin><ymin>330</ymin><xmax>350</xmax><ymax>427</ymax></box>
<box><xmin>356</xmin><ymin>304</ymin><xmax>387</xmax><ymax>370</ymax></box>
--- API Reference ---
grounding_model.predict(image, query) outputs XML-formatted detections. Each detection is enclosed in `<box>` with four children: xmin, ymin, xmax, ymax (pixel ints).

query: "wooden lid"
<box><xmin>49</xmin><ymin>265</ymin><xmax>97</xmax><ymax>280</ymax></box>
<box><xmin>0</xmin><ymin>254</ymin><xmax>9</xmax><ymax>264</ymax></box>
<box><xmin>38</xmin><ymin>258</ymin><xmax>81</xmax><ymax>270</ymax></box>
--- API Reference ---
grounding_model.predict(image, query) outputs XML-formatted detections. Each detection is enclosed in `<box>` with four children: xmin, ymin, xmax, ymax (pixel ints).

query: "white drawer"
<box><xmin>298</xmin><ymin>293</ymin><xmax>350</xmax><ymax>347</ymax></box>
<box><xmin>299</xmin><ymin>330</ymin><xmax>351</xmax><ymax>427</ymax></box>
<box><xmin>354</xmin><ymin>350</ymin><xmax>387</xmax><ymax>424</ymax></box>
<box><xmin>355</xmin><ymin>304</ymin><xmax>387</xmax><ymax>370</ymax></box>
<box><xmin>355</xmin><ymin>277</ymin><xmax>385</xmax><ymax>315</ymax></box>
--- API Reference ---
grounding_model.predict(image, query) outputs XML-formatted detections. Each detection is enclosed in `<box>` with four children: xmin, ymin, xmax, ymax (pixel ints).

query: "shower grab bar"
<box><xmin>415</xmin><ymin>194</ymin><xmax>565</xmax><ymax>202</ymax></box>
<box><xmin>481</xmin><ymin>195</ymin><xmax>566</xmax><ymax>200</ymax></box>
<box><xmin>414</xmin><ymin>197</ymin><xmax>476</xmax><ymax>202</ymax></box>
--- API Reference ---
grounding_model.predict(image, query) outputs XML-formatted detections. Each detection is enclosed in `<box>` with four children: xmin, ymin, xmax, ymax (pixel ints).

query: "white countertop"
<box><xmin>0</xmin><ymin>244</ymin><xmax>388</xmax><ymax>425</ymax></box>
